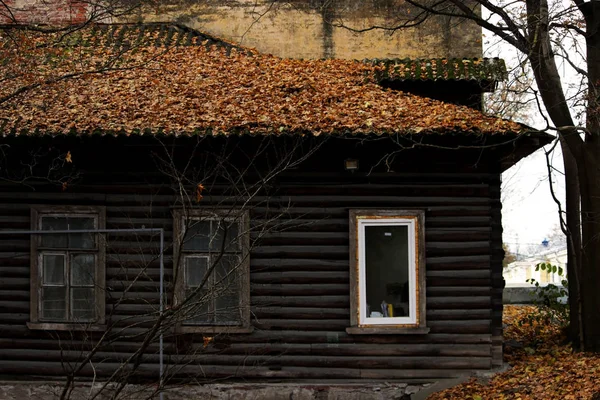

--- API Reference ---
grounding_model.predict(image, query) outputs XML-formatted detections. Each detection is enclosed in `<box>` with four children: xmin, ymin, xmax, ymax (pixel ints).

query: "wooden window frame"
<box><xmin>28</xmin><ymin>205</ymin><xmax>106</xmax><ymax>331</ymax></box>
<box><xmin>173</xmin><ymin>209</ymin><xmax>252</xmax><ymax>334</ymax></box>
<box><xmin>347</xmin><ymin>209</ymin><xmax>429</xmax><ymax>335</ymax></box>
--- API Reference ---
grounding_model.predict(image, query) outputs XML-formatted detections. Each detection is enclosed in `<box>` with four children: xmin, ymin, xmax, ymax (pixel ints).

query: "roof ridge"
<box><xmin>0</xmin><ymin>22</ymin><xmax>254</xmax><ymax>55</ymax></box>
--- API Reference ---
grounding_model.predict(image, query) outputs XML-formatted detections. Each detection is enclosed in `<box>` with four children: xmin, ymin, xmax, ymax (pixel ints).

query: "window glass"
<box><xmin>71</xmin><ymin>287</ymin><xmax>95</xmax><ymax>320</ymax></box>
<box><xmin>42</xmin><ymin>254</ymin><xmax>65</xmax><ymax>285</ymax></box>
<box><xmin>41</xmin><ymin>217</ymin><xmax>68</xmax><ymax>248</ymax></box>
<box><xmin>185</xmin><ymin>257</ymin><xmax>208</xmax><ymax>287</ymax></box>
<box><xmin>210</xmin><ymin>221</ymin><xmax>240</xmax><ymax>252</ymax></box>
<box><xmin>364</xmin><ymin>225</ymin><xmax>410</xmax><ymax>318</ymax></box>
<box><xmin>185</xmin><ymin>289</ymin><xmax>211</xmax><ymax>324</ymax></box>
<box><xmin>183</xmin><ymin>221</ymin><xmax>212</xmax><ymax>251</ymax></box>
<box><xmin>68</xmin><ymin>217</ymin><xmax>96</xmax><ymax>249</ymax></box>
<box><xmin>40</xmin><ymin>216</ymin><xmax>96</xmax><ymax>248</ymax></box>
<box><xmin>214</xmin><ymin>255</ymin><xmax>240</xmax><ymax>323</ymax></box>
<box><xmin>41</xmin><ymin>287</ymin><xmax>67</xmax><ymax>320</ymax></box>
<box><xmin>71</xmin><ymin>254</ymin><xmax>96</xmax><ymax>286</ymax></box>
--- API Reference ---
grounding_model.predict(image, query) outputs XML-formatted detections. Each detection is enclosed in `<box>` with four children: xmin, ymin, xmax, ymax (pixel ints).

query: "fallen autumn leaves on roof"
<box><xmin>0</xmin><ymin>27</ymin><xmax>522</xmax><ymax>136</ymax></box>
<box><xmin>427</xmin><ymin>305</ymin><xmax>600</xmax><ymax>400</ymax></box>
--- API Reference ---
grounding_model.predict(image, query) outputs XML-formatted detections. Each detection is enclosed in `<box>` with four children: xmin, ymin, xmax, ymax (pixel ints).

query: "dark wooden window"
<box><xmin>347</xmin><ymin>210</ymin><xmax>429</xmax><ymax>335</ymax></box>
<box><xmin>28</xmin><ymin>206</ymin><xmax>106</xmax><ymax>331</ymax></box>
<box><xmin>173</xmin><ymin>209</ymin><xmax>251</xmax><ymax>333</ymax></box>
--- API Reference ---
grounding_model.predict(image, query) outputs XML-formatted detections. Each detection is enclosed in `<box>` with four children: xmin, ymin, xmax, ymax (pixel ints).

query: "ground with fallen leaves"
<box><xmin>427</xmin><ymin>305</ymin><xmax>600</xmax><ymax>400</ymax></box>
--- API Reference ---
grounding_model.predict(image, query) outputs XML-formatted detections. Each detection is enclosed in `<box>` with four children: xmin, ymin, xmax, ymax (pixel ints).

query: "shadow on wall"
<box><xmin>123</xmin><ymin>0</ymin><xmax>483</xmax><ymax>59</ymax></box>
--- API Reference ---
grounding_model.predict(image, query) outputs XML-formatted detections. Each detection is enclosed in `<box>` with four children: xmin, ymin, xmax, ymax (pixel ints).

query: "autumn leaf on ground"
<box><xmin>426</xmin><ymin>306</ymin><xmax>600</xmax><ymax>400</ymax></box>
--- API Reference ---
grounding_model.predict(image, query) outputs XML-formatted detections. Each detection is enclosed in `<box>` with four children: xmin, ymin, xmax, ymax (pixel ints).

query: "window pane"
<box><xmin>41</xmin><ymin>217</ymin><xmax>68</xmax><ymax>248</ymax></box>
<box><xmin>214</xmin><ymin>255</ymin><xmax>240</xmax><ymax>324</ymax></box>
<box><xmin>41</xmin><ymin>287</ymin><xmax>67</xmax><ymax>320</ymax></box>
<box><xmin>214</xmin><ymin>221</ymin><xmax>240</xmax><ymax>252</ymax></box>
<box><xmin>364</xmin><ymin>225</ymin><xmax>410</xmax><ymax>318</ymax></box>
<box><xmin>183</xmin><ymin>221</ymin><xmax>212</xmax><ymax>251</ymax></box>
<box><xmin>68</xmin><ymin>217</ymin><xmax>96</xmax><ymax>249</ymax></box>
<box><xmin>42</xmin><ymin>254</ymin><xmax>65</xmax><ymax>285</ymax></box>
<box><xmin>214</xmin><ymin>255</ymin><xmax>239</xmax><ymax>291</ymax></box>
<box><xmin>71</xmin><ymin>287</ymin><xmax>96</xmax><ymax>321</ymax></box>
<box><xmin>185</xmin><ymin>257</ymin><xmax>209</xmax><ymax>288</ymax></box>
<box><xmin>184</xmin><ymin>289</ymin><xmax>212</xmax><ymax>324</ymax></box>
<box><xmin>72</xmin><ymin>254</ymin><xmax>96</xmax><ymax>286</ymax></box>
<box><xmin>215</xmin><ymin>294</ymin><xmax>240</xmax><ymax>324</ymax></box>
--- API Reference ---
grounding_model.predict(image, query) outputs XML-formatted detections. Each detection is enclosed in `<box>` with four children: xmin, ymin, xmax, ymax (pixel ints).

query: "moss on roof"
<box><xmin>368</xmin><ymin>58</ymin><xmax>507</xmax><ymax>83</ymax></box>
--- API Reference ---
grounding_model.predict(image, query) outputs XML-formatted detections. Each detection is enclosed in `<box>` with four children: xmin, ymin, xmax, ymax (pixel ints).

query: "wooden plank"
<box><xmin>427</xmin><ymin>309</ymin><xmax>491</xmax><ymax>320</ymax></box>
<box><xmin>427</xmin><ymin>320</ymin><xmax>491</xmax><ymax>334</ymax></box>
<box><xmin>427</xmin><ymin>296</ymin><xmax>491</xmax><ymax>309</ymax></box>
<box><xmin>252</xmin><ymin>245</ymin><xmax>349</xmax><ymax>258</ymax></box>
<box><xmin>427</xmin><ymin>270</ymin><xmax>490</xmax><ymax>279</ymax></box>
<box><xmin>0</xmin><ymin>267</ymin><xmax>29</xmax><ymax>277</ymax></box>
<box><xmin>0</xmin><ymin>290</ymin><xmax>29</xmax><ymax>301</ymax></box>
<box><xmin>253</xmin><ymin>307</ymin><xmax>350</xmax><ymax>319</ymax></box>
<box><xmin>0</xmin><ymin>277</ymin><xmax>29</xmax><ymax>289</ymax></box>
<box><xmin>252</xmin><ymin>296</ymin><xmax>349</xmax><ymax>308</ymax></box>
<box><xmin>253</xmin><ymin>319</ymin><xmax>350</xmax><ymax>330</ymax></box>
<box><xmin>250</xmin><ymin>259</ymin><xmax>348</xmax><ymax>271</ymax></box>
<box><xmin>251</xmin><ymin>283</ymin><xmax>349</xmax><ymax>296</ymax></box>
<box><xmin>0</xmin><ymin>301</ymin><xmax>29</xmax><ymax>313</ymax></box>
<box><xmin>427</xmin><ymin>287</ymin><xmax>492</xmax><ymax>296</ymax></box>
<box><xmin>250</xmin><ymin>271</ymin><xmax>349</xmax><ymax>284</ymax></box>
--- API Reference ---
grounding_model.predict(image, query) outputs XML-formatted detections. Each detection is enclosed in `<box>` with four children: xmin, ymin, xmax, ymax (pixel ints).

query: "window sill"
<box><xmin>27</xmin><ymin>322</ymin><xmax>107</xmax><ymax>332</ymax></box>
<box><xmin>177</xmin><ymin>325</ymin><xmax>254</xmax><ymax>334</ymax></box>
<box><xmin>346</xmin><ymin>326</ymin><xmax>430</xmax><ymax>335</ymax></box>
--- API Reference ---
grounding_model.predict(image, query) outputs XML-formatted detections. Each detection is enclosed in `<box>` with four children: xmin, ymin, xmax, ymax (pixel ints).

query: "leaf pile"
<box><xmin>427</xmin><ymin>305</ymin><xmax>600</xmax><ymax>400</ymax></box>
<box><xmin>0</xmin><ymin>25</ymin><xmax>523</xmax><ymax>137</ymax></box>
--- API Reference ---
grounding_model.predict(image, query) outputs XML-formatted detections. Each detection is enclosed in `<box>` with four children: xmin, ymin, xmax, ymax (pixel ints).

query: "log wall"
<box><xmin>0</xmin><ymin>135</ymin><xmax>504</xmax><ymax>382</ymax></box>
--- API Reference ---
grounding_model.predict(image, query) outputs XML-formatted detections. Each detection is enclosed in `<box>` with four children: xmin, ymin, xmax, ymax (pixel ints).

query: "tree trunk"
<box><xmin>525</xmin><ymin>0</ymin><xmax>589</xmax><ymax>347</ymax></box>
<box><xmin>579</xmin><ymin>0</ymin><xmax>600</xmax><ymax>352</ymax></box>
<box><xmin>560</xmin><ymin>141</ymin><xmax>582</xmax><ymax>346</ymax></box>
<box><xmin>579</xmin><ymin>157</ymin><xmax>600</xmax><ymax>351</ymax></box>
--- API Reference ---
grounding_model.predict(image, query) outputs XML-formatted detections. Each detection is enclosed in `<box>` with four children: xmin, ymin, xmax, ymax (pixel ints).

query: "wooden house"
<box><xmin>0</xmin><ymin>24</ymin><xmax>551</xmax><ymax>389</ymax></box>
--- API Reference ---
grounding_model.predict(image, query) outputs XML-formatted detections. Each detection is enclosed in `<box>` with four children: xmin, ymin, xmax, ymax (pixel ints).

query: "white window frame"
<box><xmin>357</xmin><ymin>217</ymin><xmax>418</xmax><ymax>326</ymax></box>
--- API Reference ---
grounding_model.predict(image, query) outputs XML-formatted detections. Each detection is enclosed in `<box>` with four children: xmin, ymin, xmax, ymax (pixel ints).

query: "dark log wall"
<box><xmin>0</xmin><ymin>135</ymin><xmax>505</xmax><ymax>382</ymax></box>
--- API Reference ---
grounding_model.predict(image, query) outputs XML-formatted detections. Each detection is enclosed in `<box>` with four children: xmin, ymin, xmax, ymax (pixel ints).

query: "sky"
<box><xmin>501</xmin><ymin>147</ymin><xmax>565</xmax><ymax>254</ymax></box>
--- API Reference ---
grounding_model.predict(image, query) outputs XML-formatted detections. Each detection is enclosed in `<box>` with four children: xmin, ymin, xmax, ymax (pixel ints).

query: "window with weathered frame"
<box><xmin>28</xmin><ymin>206</ymin><xmax>106</xmax><ymax>331</ymax></box>
<box><xmin>173</xmin><ymin>209</ymin><xmax>251</xmax><ymax>333</ymax></box>
<box><xmin>347</xmin><ymin>210</ymin><xmax>429</xmax><ymax>335</ymax></box>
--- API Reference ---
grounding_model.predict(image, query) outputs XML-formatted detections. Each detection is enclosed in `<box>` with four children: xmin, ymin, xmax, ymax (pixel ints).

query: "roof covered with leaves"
<box><xmin>368</xmin><ymin>57</ymin><xmax>507</xmax><ymax>83</ymax></box>
<box><xmin>0</xmin><ymin>24</ymin><xmax>523</xmax><ymax>137</ymax></box>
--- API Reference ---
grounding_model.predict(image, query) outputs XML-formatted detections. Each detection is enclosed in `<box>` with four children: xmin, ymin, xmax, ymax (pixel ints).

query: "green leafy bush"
<box><xmin>524</xmin><ymin>262</ymin><xmax>569</xmax><ymax>332</ymax></box>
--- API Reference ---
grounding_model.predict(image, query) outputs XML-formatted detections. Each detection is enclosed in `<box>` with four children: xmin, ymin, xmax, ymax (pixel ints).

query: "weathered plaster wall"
<box><xmin>128</xmin><ymin>0</ymin><xmax>482</xmax><ymax>59</ymax></box>
<box><xmin>2</xmin><ymin>0</ymin><xmax>482</xmax><ymax>59</ymax></box>
<box><xmin>0</xmin><ymin>0</ymin><xmax>87</xmax><ymax>25</ymax></box>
